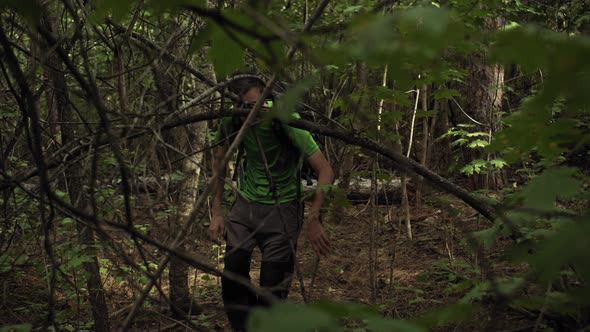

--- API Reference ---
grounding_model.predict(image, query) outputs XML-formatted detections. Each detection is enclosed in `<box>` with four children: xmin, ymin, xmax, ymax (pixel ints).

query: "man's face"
<box><xmin>240</xmin><ymin>87</ymin><xmax>262</xmax><ymax>103</ymax></box>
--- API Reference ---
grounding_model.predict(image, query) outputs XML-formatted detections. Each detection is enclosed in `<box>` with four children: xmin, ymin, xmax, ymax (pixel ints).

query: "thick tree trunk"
<box><xmin>462</xmin><ymin>17</ymin><xmax>507</xmax><ymax>190</ymax></box>
<box><xmin>41</xmin><ymin>13</ymin><xmax>110</xmax><ymax>332</ymax></box>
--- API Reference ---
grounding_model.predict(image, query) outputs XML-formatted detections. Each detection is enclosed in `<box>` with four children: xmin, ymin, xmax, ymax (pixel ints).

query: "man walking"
<box><xmin>209</xmin><ymin>76</ymin><xmax>334</xmax><ymax>331</ymax></box>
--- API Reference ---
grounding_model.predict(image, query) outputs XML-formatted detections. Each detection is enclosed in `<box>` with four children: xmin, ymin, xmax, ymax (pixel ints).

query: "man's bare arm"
<box><xmin>307</xmin><ymin>149</ymin><xmax>334</xmax><ymax>218</ymax></box>
<box><xmin>305</xmin><ymin>149</ymin><xmax>334</xmax><ymax>256</ymax></box>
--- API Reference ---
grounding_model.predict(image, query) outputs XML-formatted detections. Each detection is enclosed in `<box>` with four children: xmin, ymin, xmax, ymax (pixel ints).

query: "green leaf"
<box><xmin>467</xmin><ymin>139</ymin><xmax>489</xmax><ymax>148</ymax></box>
<box><xmin>189</xmin><ymin>20</ymin><xmax>216</xmax><ymax>54</ymax></box>
<box><xmin>208</xmin><ymin>25</ymin><xmax>245</xmax><ymax>78</ymax></box>
<box><xmin>365</xmin><ymin>316</ymin><xmax>426</xmax><ymax>332</ymax></box>
<box><xmin>459</xmin><ymin>281</ymin><xmax>490</xmax><ymax>303</ymax></box>
<box><xmin>451</xmin><ymin>138</ymin><xmax>468</xmax><ymax>147</ymax></box>
<box><xmin>0</xmin><ymin>0</ymin><xmax>41</xmax><ymax>23</ymax></box>
<box><xmin>496</xmin><ymin>277</ymin><xmax>525</xmax><ymax>296</ymax></box>
<box><xmin>466</xmin><ymin>132</ymin><xmax>489</xmax><ymax>138</ymax></box>
<box><xmin>0</xmin><ymin>107</ymin><xmax>20</xmax><ymax>118</ymax></box>
<box><xmin>525</xmin><ymin>218</ymin><xmax>590</xmax><ymax>286</ymax></box>
<box><xmin>183</xmin><ymin>0</ymin><xmax>206</xmax><ymax>7</ymax></box>
<box><xmin>416</xmin><ymin>109</ymin><xmax>439</xmax><ymax>118</ymax></box>
<box><xmin>139</xmin><ymin>275</ymin><xmax>151</xmax><ymax>285</ymax></box>
<box><xmin>490</xmin><ymin>99</ymin><xmax>559</xmax><ymax>161</ymax></box>
<box><xmin>409</xmin><ymin>297</ymin><xmax>426</xmax><ymax>304</ymax></box>
<box><xmin>489</xmin><ymin>159</ymin><xmax>507</xmax><ymax>168</ymax></box>
<box><xmin>248</xmin><ymin>303</ymin><xmax>338</xmax><ymax>332</ymax></box>
<box><xmin>396</xmin><ymin>286</ymin><xmax>425</xmax><ymax>294</ymax></box>
<box><xmin>61</xmin><ymin>217</ymin><xmax>75</xmax><ymax>226</ymax></box>
<box><xmin>373</xmin><ymin>87</ymin><xmax>413</xmax><ymax>107</ymax></box>
<box><xmin>169</xmin><ymin>170</ymin><xmax>186</xmax><ymax>182</ymax></box>
<box><xmin>271</xmin><ymin>77</ymin><xmax>317</xmax><ymax>122</ymax></box>
<box><xmin>90</xmin><ymin>0</ymin><xmax>132</xmax><ymax>22</ymax></box>
<box><xmin>459</xmin><ymin>165</ymin><xmax>473</xmax><ymax>176</ymax></box>
<box><xmin>373</xmin><ymin>86</ymin><xmax>397</xmax><ymax>100</ymax></box>
<box><xmin>14</xmin><ymin>255</ymin><xmax>29</xmax><ymax>265</ymax></box>
<box><xmin>472</xmin><ymin>223</ymin><xmax>501</xmax><ymax>249</ymax></box>
<box><xmin>146</xmin><ymin>0</ymin><xmax>206</xmax><ymax>13</ymax></box>
<box><xmin>343</xmin><ymin>5</ymin><xmax>364</xmax><ymax>14</ymax></box>
<box><xmin>415</xmin><ymin>303</ymin><xmax>476</xmax><ymax>328</ymax></box>
<box><xmin>521</xmin><ymin>167</ymin><xmax>581</xmax><ymax>211</ymax></box>
<box><xmin>65</xmin><ymin>255</ymin><xmax>93</xmax><ymax>270</ymax></box>
<box><xmin>439</xmin><ymin>129</ymin><xmax>467</xmax><ymax>139</ymax></box>
<box><xmin>503</xmin><ymin>21</ymin><xmax>520</xmax><ymax>31</ymax></box>
<box><xmin>380</xmin><ymin>110</ymin><xmax>405</xmax><ymax>123</ymax></box>
<box><xmin>311</xmin><ymin>300</ymin><xmax>378</xmax><ymax>318</ymax></box>
<box><xmin>0</xmin><ymin>324</ymin><xmax>33</xmax><ymax>332</ymax></box>
<box><xmin>432</xmin><ymin>88</ymin><xmax>460</xmax><ymax>100</ymax></box>
<box><xmin>460</xmin><ymin>159</ymin><xmax>487</xmax><ymax>175</ymax></box>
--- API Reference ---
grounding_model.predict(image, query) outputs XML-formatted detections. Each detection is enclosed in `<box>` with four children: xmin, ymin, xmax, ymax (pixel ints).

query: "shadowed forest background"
<box><xmin>0</xmin><ymin>0</ymin><xmax>589</xmax><ymax>331</ymax></box>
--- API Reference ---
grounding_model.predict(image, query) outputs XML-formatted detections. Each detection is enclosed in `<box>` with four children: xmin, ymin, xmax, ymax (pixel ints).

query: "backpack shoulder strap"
<box><xmin>231</xmin><ymin>115</ymin><xmax>245</xmax><ymax>182</ymax></box>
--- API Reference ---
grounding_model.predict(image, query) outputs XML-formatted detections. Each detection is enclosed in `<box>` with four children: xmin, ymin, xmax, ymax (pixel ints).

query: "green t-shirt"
<box><xmin>214</xmin><ymin>112</ymin><xmax>319</xmax><ymax>204</ymax></box>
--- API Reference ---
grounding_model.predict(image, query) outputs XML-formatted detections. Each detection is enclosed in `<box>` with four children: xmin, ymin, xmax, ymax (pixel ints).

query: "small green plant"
<box><xmin>417</xmin><ymin>259</ymin><xmax>483</xmax><ymax>301</ymax></box>
<box><xmin>0</xmin><ymin>324</ymin><xmax>33</xmax><ymax>332</ymax></box>
<box><xmin>191</xmin><ymin>312</ymin><xmax>217</xmax><ymax>329</ymax></box>
<box><xmin>440</xmin><ymin>124</ymin><xmax>507</xmax><ymax>176</ymax></box>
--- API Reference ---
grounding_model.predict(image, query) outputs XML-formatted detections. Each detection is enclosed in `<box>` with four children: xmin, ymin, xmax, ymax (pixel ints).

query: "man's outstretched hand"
<box><xmin>208</xmin><ymin>215</ymin><xmax>225</xmax><ymax>244</ymax></box>
<box><xmin>306</xmin><ymin>216</ymin><xmax>331</xmax><ymax>256</ymax></box>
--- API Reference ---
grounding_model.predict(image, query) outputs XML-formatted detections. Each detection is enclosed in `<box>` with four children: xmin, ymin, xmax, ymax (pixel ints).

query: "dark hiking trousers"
<box><xmin>222</xmin><ymin>194</ymin><xmax>302</xmax><ymax>332</ymax></box>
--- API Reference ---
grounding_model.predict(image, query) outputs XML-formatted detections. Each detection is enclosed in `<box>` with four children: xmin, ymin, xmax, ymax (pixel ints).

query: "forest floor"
<box><xmin>1</xmin><ymin>194</ymin><xmax>535</xmax><ymax>331</ymax></box>
<box><xmin>134</xmin><ymin>194</ymin><xmax>532</xmax><ymax>331</ymax></box>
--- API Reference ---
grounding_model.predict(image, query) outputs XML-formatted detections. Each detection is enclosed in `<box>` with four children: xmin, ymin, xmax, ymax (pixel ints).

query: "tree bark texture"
<box><xmin>461</xmin><ymin>16</ymin><xmax>507</xmax><ymax>190</ymax></box>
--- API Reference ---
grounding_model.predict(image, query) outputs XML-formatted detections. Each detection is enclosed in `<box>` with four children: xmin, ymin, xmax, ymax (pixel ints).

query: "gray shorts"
<box><xmin>226</xmin><ymin>194</ymin><xmax>303</xmax><ymax>263</ymax></box>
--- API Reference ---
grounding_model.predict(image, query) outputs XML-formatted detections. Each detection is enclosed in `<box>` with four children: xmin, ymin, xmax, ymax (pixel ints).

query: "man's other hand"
<box><xmin>208</xmin><ymin>215</ymin><xmax>225</xmax><ymax>244</ymax></box>
<box><xmin>306</xmin><ymin>216</ymin><xmax>331</xmax><ymax>256</ymax></box>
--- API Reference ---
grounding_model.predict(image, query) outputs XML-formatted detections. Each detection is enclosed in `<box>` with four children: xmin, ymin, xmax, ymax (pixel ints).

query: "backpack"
<box><xmin>229</xmin><ymin>100</ymin><xmax>318</xmax><ymax>187</ymax></box>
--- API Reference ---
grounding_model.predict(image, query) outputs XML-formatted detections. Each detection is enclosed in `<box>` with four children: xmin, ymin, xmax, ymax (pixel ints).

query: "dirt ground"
<box><xmin>153</xmin><ymin>198</ymin><xmax>530</xmax><ymax>331</ymax></box>
<box><xmin>1</xmin><ymin>197</ymin><xmax>533</xmax><ymax>331</ymax></box>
